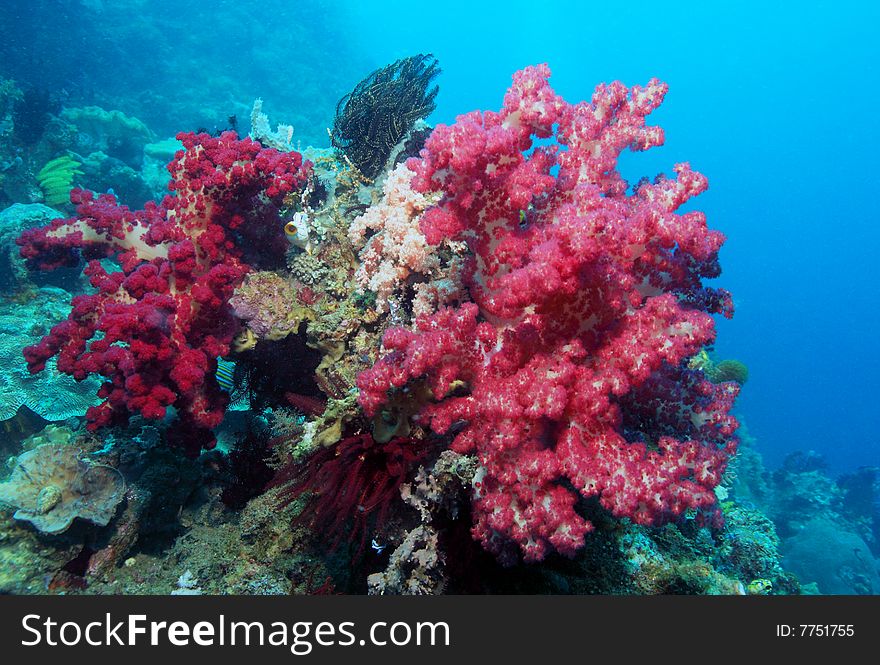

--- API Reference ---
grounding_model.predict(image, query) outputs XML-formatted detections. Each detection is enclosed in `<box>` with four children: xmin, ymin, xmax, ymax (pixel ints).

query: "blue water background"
<box><xmin>2</xmin><ymin>0</ymin><xmax>877</xmax><ymax>474</ymax></box>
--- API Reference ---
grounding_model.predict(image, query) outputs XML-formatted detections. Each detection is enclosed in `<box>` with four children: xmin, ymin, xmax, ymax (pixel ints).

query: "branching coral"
<box><xmin>249</xmin><ymin>98</ymin><xmax>295</xmax><ymax>152</ymax></box>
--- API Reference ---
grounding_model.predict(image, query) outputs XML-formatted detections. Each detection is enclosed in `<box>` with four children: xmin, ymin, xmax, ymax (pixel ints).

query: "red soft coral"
<box><xmin>18</xmin><ymin>132</ymin><xmax>311</xmax><ymax>454</ymax></box>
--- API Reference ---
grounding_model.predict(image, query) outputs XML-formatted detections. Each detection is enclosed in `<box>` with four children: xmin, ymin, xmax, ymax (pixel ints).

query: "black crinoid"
<box><xmin>331</xmin><ymin>53</ymin><xmax>440</xmax><ymax>180</ymax></box>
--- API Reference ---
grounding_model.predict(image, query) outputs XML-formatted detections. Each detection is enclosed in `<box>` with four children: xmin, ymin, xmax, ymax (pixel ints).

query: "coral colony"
<box><xmin>4</xmin><ymin>63</ymin><xmax>755</xmax><ymax>591</ymax></box>
<box><xmin>357</xmin><ymin>65</ymin><xmax>738</xmax><ymax>563</ymax></box>
<box><xmin>17</xmin><ymin>132</ymin><xmax>310</xmax><ymax>455</ymax></box>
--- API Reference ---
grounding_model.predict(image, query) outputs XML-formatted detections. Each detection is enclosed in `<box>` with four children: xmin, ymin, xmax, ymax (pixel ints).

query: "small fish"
<box><xmin>747</xmin><ymin>578</ymin><xmax>773</xmax><ymax>595</ymax></box>
<box><xmin>216</xmin><ymin>357</ymin><xmax>236</xmax><ymax>392</ymax></box>
<box><xmin>371</xmin><ymin>538</ymin><xmax>386</xmax><ymax>555</ymax></box>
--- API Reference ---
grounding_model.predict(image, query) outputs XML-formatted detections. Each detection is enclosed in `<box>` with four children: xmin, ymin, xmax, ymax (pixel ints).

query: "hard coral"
<box><xmin>0</xmin><ymin>286</ymin><xmax>102</xmax><ymax>422</ymax></box>
<box><xmin>17</xmin><ymin>132</ymin><xmax>311</xmax><ymax>454</ymax></box>
<box><xmin>358</xmin><ymin>65</ymin><xmax>738</xmax><ymax>564</ymax></box>
<box><xmin>0</xmin><ymin>443</ymin><xmax>125</xmax><ymax>534</ymax></box>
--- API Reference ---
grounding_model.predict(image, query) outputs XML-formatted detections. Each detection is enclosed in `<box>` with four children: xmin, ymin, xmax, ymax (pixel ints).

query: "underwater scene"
<box><xmin>0</xmin><ymin>0</ymin><xmax>876</xmax><ymax>596</ymax></box>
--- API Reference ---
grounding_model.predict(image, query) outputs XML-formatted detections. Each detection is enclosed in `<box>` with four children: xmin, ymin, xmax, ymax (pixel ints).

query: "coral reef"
<box><xmin>0</xmin><ymin>203</ymin><xmax>60</xmax><ymax>292</ymax></box>
<box><xmin>0</xmin><ymin>62</ymin><xmax>819</xmax><ymax>598</ymax></box>
<box><xmin>837</xmin><ymin>467</ymin><xmax>880</xmax><ymax>554</ymax></box>
<box><xmin>0</xmin><ymin>90</ymin><xmax>155</xmax><ymax>210</ymax></box>
<box><xmin>782</xmin><ymin>517</ymin><xmax>879</xmax><ymax>594</ymax></box>
<box><xmin>716</xmin><ymin>503</ymin><xmax>789</xmax><ymax>587</ymax></box>
<box><xmin>719</xmin><ymin>438</ymin><xmax>880</xmax><ymax>594</ymax></box>
<box><xmin>617</xmin><ymin>524</ymin><xmax>748</xmax><ymax>595</ymax></box>
<box><xmin>767</xmin><ymin>451</ymin><xmax>844</xmax><ymax>532</ymax></box>
<box><xmin>60</xmin><ymin>106</ymin><xmax>155</xmax><ymax>169</ymax></box>
<box><xmin>358</xmin><ymin>65</ymin><xmax>738</xmax><ymax>564</ymax></box>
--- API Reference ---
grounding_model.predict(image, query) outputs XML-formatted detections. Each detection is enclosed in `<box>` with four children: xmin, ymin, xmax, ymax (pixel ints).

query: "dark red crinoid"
<box><xmin>272</xmin><ymin>433</ymin><xmax>432</xmax><ymax>558</ymax></box>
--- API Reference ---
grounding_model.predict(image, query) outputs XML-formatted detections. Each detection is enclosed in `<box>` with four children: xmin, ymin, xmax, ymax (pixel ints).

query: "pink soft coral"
<box><xmin>358</xmin><ymin>65</ymin><xmax>738</xmax><ymax>563</ymax></box>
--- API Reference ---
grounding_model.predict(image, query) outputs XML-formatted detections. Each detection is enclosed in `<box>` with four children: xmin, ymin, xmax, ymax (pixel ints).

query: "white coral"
<box><xmin>249</xmin><ymin>98</ymin><xmax>294</xmax><ymax>151</ymax></box>
<box><xmin>350</xmin><ymin>163</ymin><xmax>463</xmax><ymax>316</ymax></box>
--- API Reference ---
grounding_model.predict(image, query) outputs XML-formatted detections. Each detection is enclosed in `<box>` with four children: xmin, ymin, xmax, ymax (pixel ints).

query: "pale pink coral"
<box><xmin>350</xmin><ymin>163</ymin><xmax>464</xmax><ymax>317</ymax></box>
